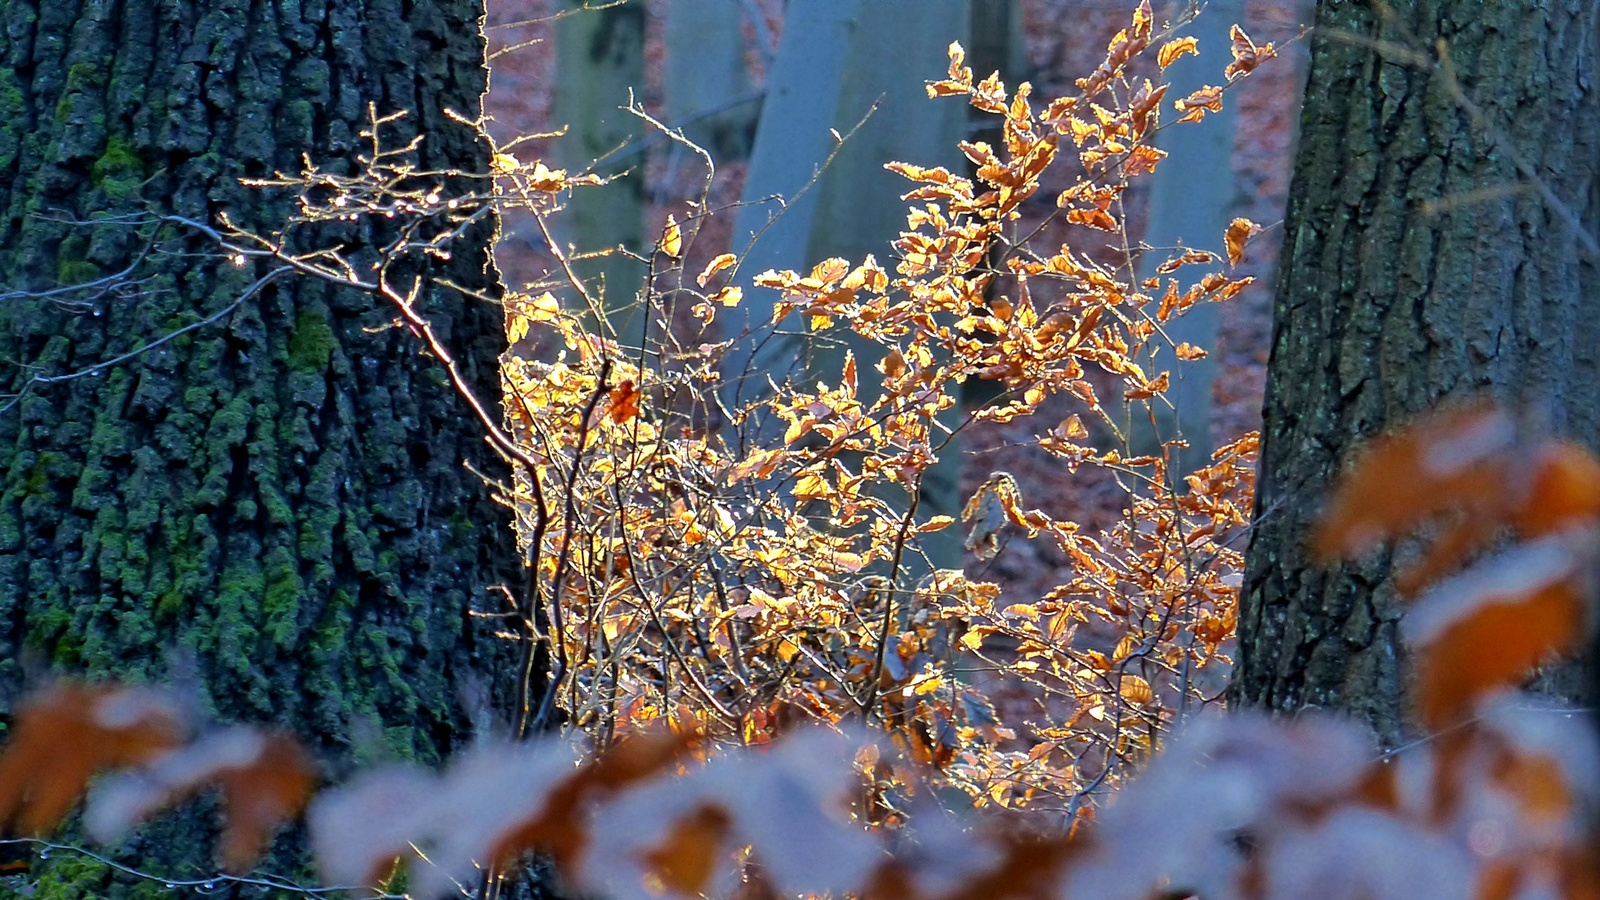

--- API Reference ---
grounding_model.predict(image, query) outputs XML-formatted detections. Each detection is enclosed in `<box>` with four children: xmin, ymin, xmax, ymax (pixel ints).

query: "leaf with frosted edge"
<box><xmin>1064</xmin><ymin>712</ymin><xmax>1373</xmax><ymax>900</ymax></box>
<box><xmin>1402</xmin><ymin>532</ymin><xmax>1592</xmax><ymax>728</ymax></box>
<box><xmin>87</xmin><ymin>727</ymin><xmax>313</xmax><ymax>871</ymax></box>
<box><xmin>660</xmin><ymin>214</ymin><xmax>683</xmax><ymax>259</ymax></box>
<box><xmin>307</xmin><ymin>741</ymin><xmax>585</xmax><ymax>897</ymax></box>
<box><xmin>1261</xmin><ymin>808</ymin><xmax>1473</xmax><ymax>900</ymax></box>
<box><xmin>1157</xmin><ymin>36</ymin><xmax>1199</xmax><ymax>69</ymax></box>
<box><xmin>1224</xmin><ymin>217</ymin><xmax>1261</xmax><ymax>265</ymax></box>
<box><xmin>0</xmin><ymin>683</ymin><xmax>187</xmax><ymax>838</ymax></box>
<box><xmin>578</xmin><ymin>728</ymin><xmax>876</xmax><ymax>900</ymax></box>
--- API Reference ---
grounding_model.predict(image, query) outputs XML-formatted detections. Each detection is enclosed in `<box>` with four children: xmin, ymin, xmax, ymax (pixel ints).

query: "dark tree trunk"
<box><xmin>1231</xmin><ymin>0</ymin><xmax>1600</xmax><ymax>745</ymax></box>
<box><xmin>0</xmin><ymin>0</ymin><xmax>516</xmax><ymax>889</ymax></box>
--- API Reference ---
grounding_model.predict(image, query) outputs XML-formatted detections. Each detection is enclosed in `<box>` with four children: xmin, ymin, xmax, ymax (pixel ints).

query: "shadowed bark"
<box><xmin>0</xmin><ymin>0</ymin><xmax>517</xmax><ymax>889</ymax></box>
<box><xmin>1231</xmin><ymin>0</ymin><xmax>1600</xmax><ymax>745</ymax></box>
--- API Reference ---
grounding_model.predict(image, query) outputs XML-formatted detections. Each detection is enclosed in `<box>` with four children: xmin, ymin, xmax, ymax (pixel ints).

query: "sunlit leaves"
<box><xmin>1174</xmin><ymin>85</ymin><xmax>1224</xmax><ymax>124</ymax></box>
<box><xmin>486</xmin><ymin>0</ymin><xmax>1281</xmax><ymax>828</ymax></box>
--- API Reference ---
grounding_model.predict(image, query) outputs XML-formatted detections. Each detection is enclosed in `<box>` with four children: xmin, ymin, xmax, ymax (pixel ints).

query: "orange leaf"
<box><xmin>1119</xmin><ymin>676</ymin><xmax>1154</xmax><ymax>707</ymax></box>
<box><xmin>1225</xmin><ymin>24</ymin><xmax>1277</xmax><ymax>81</ymax></box>
<box><xmin>491</xmin><ymin>730</ymin><xmax>701</xmax><ymax>873</ymax></box>
<box><xmin>1405</xmin><ymin>538</ymin><xmax>1588</xmax><ymax>728</ymax></box>
<box><xmin>1223</xmin><ymin>217</ymin><xmax>1261</xmax><ymax>266</ymax></box>
<box><xmin>1157</xmin><ymin>36</ymin><xmax>1199</xmax><ymax>69</ymax></box>
<box><xmin>660</xmin><ymin>214</ymin><xmax>683</xmax><ymax>259</ymax></box>
<box><xmin>1311</xmin><ymin>403</ymin><xmax>1515</xmax><ymax>562</ymax></box>
<box><xmin>641</xmin><ymin>805</ymin><xmax>732</xmax><ymax>897</ymax></box>
<box><xmin>1515</xmin><ymin>440</ymin><xmax>1600</xmax><ymax>535</ymax></box>
<box><xmin>697</xmin><ymin>253</ymin><xmax>736</xmax><ymax>288</ymax></box>
<box><xmin>608</xmin><ymin>379</ymin><xmax>642</xmax><ymax>424</ymax></box>
<box><xmin>85</xmin><ymin>727</ymin><xmax>313</xmax><ymax>871</ymax></box>
<box><xmin>1122</xmin><ymin>144</ymin><xmax>1167</xmax><ymax>177</ymax></box>
<box><xmin>1067</xmin><ymin>207</ymin><xmax>1117</xmax><ymax>232</ymax></box>
<box><xmin>215</xmin><ymin>733</ymin><xmax>316</xmax><ymax>871</ymax></box>
<box><xmin>1173</xmin><ymin>85</ymin><xmax>1224</xmax><ymax>123</ymax></box>
<box><xmin>794</xmin><ymin>471</ymin><xmax>830</xmax><ymax>501</ymax></box>
<box><xmin>0</xmin><ymin>684</ymin><xmax>186</xmax><ymax>837</ymax></box>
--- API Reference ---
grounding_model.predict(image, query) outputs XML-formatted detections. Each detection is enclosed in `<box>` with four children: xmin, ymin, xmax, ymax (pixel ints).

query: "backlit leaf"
<box><xmin>661</xmin><ymin>214</ymin><xmax>683</xmax><ymax>258</ymax></box>
<box><xmin>1158</xmin><ymin>36</ymin><xmax>1199</xmax><ymax>69</ymax></box>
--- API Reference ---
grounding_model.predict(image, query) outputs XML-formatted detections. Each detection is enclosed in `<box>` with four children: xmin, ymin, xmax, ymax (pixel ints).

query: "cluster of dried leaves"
<box><xmin>3</xmin><ymin>403</ymin><xmax>1597</xmax><ymax>900</ymax></box>
<box><xmin>492</xmin><ymin>0</ymin><xmax>1267</xmax><ymax>818</ymax></box>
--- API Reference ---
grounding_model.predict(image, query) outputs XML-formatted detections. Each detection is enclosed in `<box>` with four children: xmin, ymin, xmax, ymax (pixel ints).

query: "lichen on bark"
<box><xmin>0</xmin><ymin>0</ymin><xmax>519</xmax><ymax>890</ymax></box>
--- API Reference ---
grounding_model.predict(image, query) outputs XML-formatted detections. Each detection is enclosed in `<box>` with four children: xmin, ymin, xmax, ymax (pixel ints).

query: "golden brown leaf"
<box><xmin>0</xmin><ymin>684</ymin><xmax>186</xmax><ymax>837</ymax></box>
<box><xmin>1157</xmin><ymin>36</ymin><xmax>1199</xmax><ymax>69</ymax></box>
<box><xmin>1224</xmin><ymin>217</ymin><xmax>1261</xmax><ymax>266</ymax></box>
<box><xmin>660</xmin><ymin>214</ymin><xmax>683</xmax><ymax>259</ymax></box>
<box><xmin>608</xmin><ymin>379</ymin><xmax>642</xmax><ymax>424</ymax></box>
<box><xmin>641</xmin><ymin>805</ymin><xmax>732</xmax><ymax>898</ymax></box>
<box><xmin>697</xmin><ymin>253</ymin><xmax>737</xmax><ymax>287</ymax></box>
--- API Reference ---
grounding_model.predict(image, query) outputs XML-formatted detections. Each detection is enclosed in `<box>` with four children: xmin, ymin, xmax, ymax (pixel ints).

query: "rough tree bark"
<box><xmin>1230</xmin><ymin>0</ymin><xmax>1600</xmax><ymax>745</ymax></box>
<box><xmin>0</xmin><ymin>0</ymin><xmax>515</xmax><ymax>889</ymax></box>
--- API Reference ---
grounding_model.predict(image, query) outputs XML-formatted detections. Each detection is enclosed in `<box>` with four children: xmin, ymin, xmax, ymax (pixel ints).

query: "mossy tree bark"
<box><xmin>0</xmin><ymin>0</ymin><xmax>517</xmax><ymax>889</ymax></box>
<box><xmin>1230</xmin><ymin>0</ymin><xmax>1600</xmax><ymax>745</ymax></box>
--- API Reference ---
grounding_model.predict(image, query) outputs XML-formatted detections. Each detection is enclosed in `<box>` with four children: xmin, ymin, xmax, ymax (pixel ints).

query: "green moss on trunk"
<box><xmin>0</xmin><ymin>0</ymin><xmax>520</xmax><ymax>890</ymax></box>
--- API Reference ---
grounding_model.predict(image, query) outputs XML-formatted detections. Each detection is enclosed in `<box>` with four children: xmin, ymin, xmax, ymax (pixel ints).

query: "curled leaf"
<box><xmin>1157</xmin><ymin>36</ymin><xmax>1199</xmax><ymax>69</ymax></box>
<box><xmin>698</xmin><ymin>253</ymin><xmax>737</xmax><ymax>287</ymax></box>
<box><xmin>1224</xmin><ymin>218</ymin><xmax>1261</xmax><ymax>266</ymax></box>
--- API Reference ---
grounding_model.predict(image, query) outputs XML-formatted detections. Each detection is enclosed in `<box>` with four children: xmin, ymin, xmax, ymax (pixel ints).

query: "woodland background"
<box><xmin>3</xmin><ymin>0</ymin><xmax>1600</xmax><ymax>897</ymax></box>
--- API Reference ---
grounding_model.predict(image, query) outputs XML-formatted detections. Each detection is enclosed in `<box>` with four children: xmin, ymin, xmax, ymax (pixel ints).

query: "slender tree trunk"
<box><xmin>1128</xmin><ymin>0</ymin><xmax>1241</xmax><ymax>473</ymax></box>
<box><xmin>722</xmin><ymin>0</ymin><xmax>969</xmax><ymax>567</ymax></box>
<box><xmin>1230</xmin><ymin>0</ymin><xmax>1600</xmax><ymax>745</ymax></box>
<box><xmin>663</xmin><ymin>0</ymin><xmax>757</xmax><ymax>164</ymax></box>
<box><xmin>0</xmin><ymin>0</ymin><xmax>514</xmax><ymax>889</ymax></box>
<box><xmin>552</xmin><ymin>0</ymin><xmax>648</xmax><ymax>343</ymax></box>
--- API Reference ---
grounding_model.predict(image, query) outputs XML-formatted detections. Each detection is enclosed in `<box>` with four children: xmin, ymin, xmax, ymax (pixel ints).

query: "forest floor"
<box><xmin>483</xmin><ymin>0</ymin><xmax>1314</xmax><ymax>607</ymax></box>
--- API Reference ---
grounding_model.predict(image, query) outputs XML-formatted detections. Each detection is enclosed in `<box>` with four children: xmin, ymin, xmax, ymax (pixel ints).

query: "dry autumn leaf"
<box><xmin>0</xmin><ymin>683</ymin><xmax>187</xmax><ymax>837</ymax></box>
<box><xmin>1223</xmin><ymin>217</ymin><xmax>1261</xmax><ymax>266</ymax></box>
<box><xmin>697</xmin><ymin>252</ymin><xmax>737</xmax><ymax>287</ymax></box>
<box><xmin>660</xmin><ymin>213</ymin><xmax>683</xmax><ymax>258</ymax></box>
<box><xmin>1157</xmin><ymin>35</ymin><xmax>1199</xmax><ymax>69</ymax></box>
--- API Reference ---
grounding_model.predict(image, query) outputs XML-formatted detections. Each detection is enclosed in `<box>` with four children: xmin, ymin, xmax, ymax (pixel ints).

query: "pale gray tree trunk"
<box><xmin>663</xmin><ymin>0</ymin><xmax>758</xmax><ymax>165</ymax></box>
<box><xmin>722</xmin><ymin>0</ymin><xmax>969</xmax><ymax>567</ymax></box>
<box><xmin>552</xmin><ymin>0</ymin><xmax>648</xmax><ymax>343</ymax></box>
<box><xmin>1128</xmin><ymin>0</ymin><xmax>1242</xmax><ymax>473</ymax></box>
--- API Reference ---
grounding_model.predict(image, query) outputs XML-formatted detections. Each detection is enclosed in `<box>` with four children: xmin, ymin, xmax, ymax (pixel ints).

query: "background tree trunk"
<box><xmin>1230</xmin><ymin>0</ymin><xmax>1600</xmax><ymax>745</ymax></box>
<box><xmin>1128</xmin><ymin>0</ymin><xmax>1242</xmax><ymax>474</ymax></box>
<box><xmin>722</xmin><ymin>0</ymin><xmax>969</xmax><ymax>567</ymax></box>
<box><xmin>663</xmin><ymin>0</ymin><xmax>758</xmax><ymax>165</ymax></box>
<box><xmin>0</xmin><ymin>0</ymin><xmax>514</xmax><ymax>888</ymax></box>
<box><xmin>552</xmin><ymin>0</ymin><xmax>648</xmax><ymax>343</ymax></box>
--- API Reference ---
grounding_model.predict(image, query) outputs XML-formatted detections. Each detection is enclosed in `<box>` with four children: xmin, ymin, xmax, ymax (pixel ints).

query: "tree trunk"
<box><xmin>663</xmin><ymin>0</ymin><xmax>758</xmax><ymax>163</ymax></box>
<box><xmin>0</xmin><ymin>0</ymin><xmax>515</xmax><ymax>889</ymax></box>
<box><xmin>552</xmin><ymin>0</ymin><xmax>648</xmax><ymax>343</ymax></box>
<box><xmin>1230</xmin><ymin>0</ymin><xmax>1600</xmax><ymax>745</ymax></box>
<box><xmin>1128</xmin><ymin>0</ymin><xmax>1242</xmax><ymax>473</ymax></box>
<box><xmin>722</xmin><ymin>0</ymin><xmax>969</xmax><ymax>567</ymax></box>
